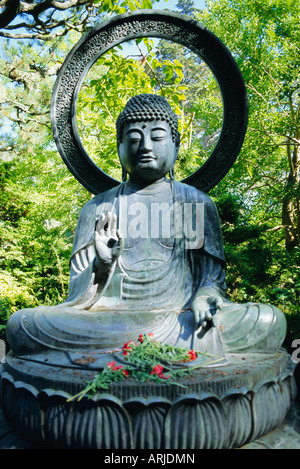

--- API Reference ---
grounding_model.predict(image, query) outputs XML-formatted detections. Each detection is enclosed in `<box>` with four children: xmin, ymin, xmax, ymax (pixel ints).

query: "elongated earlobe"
<box><xmin>169</xmin><ymin>166</ymin><xmax>175</xmax><ymax>180</ymax></box>
<box><xmin>122</xmin><ymin>167</ymin><xmax>127</xmax><ymax>182</ymax></box>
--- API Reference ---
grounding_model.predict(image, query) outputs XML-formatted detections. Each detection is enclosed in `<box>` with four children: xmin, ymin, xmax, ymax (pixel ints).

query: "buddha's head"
<box><xmin>116</xmin><ymin>94</ymin><xmax>180</xmax><ymax>184</ymax></box>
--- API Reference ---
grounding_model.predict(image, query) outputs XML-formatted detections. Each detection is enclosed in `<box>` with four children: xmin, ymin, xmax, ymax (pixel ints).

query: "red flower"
<box><xmin>113</xmin><ymin>365</ymin><xmax>123</xmax><ymax>371</ymax></box>
<box><xmin>138</xmin><ymin>332</ymin><xmax>154</xmax><ymax>343</ymax></box>
<box><xmin>187</xmin><ymin>350</ymin><xmax>197</xmax><ymax>361</ymax></box>
<box><xmin>150</xmin><ymin>364</ymin><xmax>164</xmax><ymax>376</ymax></box>
<box><xmin>122</xmin><ymin>340</ymin><xmax>137</xmax><ymax>355</ymax></box>
<box><xmin>107</xmin><ymin>361</ymin><xmax>116</xmax><ymax>368</ymax></box>
<box><xmin>150</xmin><ymin>364</ymin><xmax>171</xmax><ymax>380</ymax></box>
<box><xmin>158</xmin><ymin>373</ymin><xmax>171</xmax><ymax>379</ymax></box>
<box><xmin>122</xmin><ymin>340</ymin><xmax>135</xmax><ymax>351</ymax></box>
<box><xmin>106</xmin><ymin>361</ymin><xmax>129</xmax><ymax>378</ymax></box>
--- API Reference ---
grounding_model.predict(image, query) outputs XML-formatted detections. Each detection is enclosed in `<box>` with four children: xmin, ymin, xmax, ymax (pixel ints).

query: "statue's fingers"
<box><xmin>98</xmin><ymin>214</ymin><xmax>106</xmax><ymax>236</ymax></box>
<box><xmin>94</xmin><ymin>231</ymin><xmax>105</xmax><ymax>251</ymax></box>
<box><xmin>206</xmin><ymin>310</ymin><xmax>212</xmax><ymax>321</ymax></box>
<box><xmin>95</xmin><ymin>219</ymin><xmax>100</xmax><ymax>234</ymax></box>
<box><xmin>94</xmin><ymin>231</ymin><xmax>104</xmax><ymax>257</ymax></box>
<box><xmin>194</xmin><ymin>310</ymin><xmax>201</xmax><ymax>328</ymax></box>
<box><xmin>94</xmin><ymin>230</ymin><xmax>101</xmax><ymax>247</ymax></box>
<box><xmin>213</xmin><ymin>296</ymin><xmax>223</xmax><ymax>309</ymax></box>
<box><xmin>116</xmin><ymin>229</ymin><xmax>124</xmax><ymax>252</ymax></box>
<box><xmin>111</xmin><ymin>213</ymin><xmax>117</xmax><ymax>238</ymax></box>
<box><xmin>106</xmin><ymin>212</ymin><xmax>112</xmax><ymax>237</ymax></box>
<box><xmin>199</xmin><ymin>309</ymin><xmax>209</xmax><ymax>328</ymax></box>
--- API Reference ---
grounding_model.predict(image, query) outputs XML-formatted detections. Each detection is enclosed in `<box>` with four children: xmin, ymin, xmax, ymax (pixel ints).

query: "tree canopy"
<box><xmin>0</xmin><ymin>0</ymin><xmax>156</xmax><ymax>39</ymax></box>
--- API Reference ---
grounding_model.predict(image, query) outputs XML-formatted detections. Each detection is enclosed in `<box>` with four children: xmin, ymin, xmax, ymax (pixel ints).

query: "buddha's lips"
<box><xmin>138</xmin><ymin>155</ymin><xmax>157</xmax><ymax>162</ymax></box>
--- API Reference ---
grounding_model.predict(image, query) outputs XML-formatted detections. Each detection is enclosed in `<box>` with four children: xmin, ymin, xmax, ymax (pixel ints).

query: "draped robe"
<box><xmin>6</xmin><ymin>179</ymin><xmax>287</xmax><ymax>366</ymax></box>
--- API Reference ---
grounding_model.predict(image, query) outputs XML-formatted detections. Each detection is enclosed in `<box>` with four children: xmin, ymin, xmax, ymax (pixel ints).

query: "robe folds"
<box><xmin>64</xmin><ymin>179</ymin><xmax>227</xmax><ymax>312</ymax></box>
<box><xmin>6</xmin><ymin>179</ymin><xmax>287</xmax><ymax>363</ymax></box>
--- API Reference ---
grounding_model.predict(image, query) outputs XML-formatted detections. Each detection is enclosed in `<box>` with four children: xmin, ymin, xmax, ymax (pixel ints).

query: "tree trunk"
<box><xmin>282</xmin><ymin>131</ymin><xmax>300</xmax><ymax>251</ymax></box>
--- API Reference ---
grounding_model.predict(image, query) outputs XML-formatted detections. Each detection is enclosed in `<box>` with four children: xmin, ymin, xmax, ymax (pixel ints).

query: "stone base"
<box><xmin>0</xmin><ymin>350</ymin><xmax>296</xmax><ymax>449</ymax></box>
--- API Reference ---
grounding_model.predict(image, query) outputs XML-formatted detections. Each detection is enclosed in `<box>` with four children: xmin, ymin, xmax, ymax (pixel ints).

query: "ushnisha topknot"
<box><xmin>116</xmin><ymin>94</ymin><xmax>179</xmax><ymax>144</ymax></box>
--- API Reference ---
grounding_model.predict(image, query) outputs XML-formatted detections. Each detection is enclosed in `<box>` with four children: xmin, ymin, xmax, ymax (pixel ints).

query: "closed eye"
<box><xmin>151</xmin><ymin>130</ymin><xmax>167</xmax><ymax>140</ymax></box>
<box><xmin>129</xmin><ymin>138</ymin><xmax>141</xmax><ymax>143</ymax></box>
<box><xmin>153</xmin><ymin>136</ymin><xmax>166</xmax><ymax>140</ymax></box>
<box><xmin>126</xmin><ymin>130</ymin><xmax>142</xmax><ymax>142</ymax></box>
<box><xmin>128</xmin><ymin>134</ymin><xmax>141</xmax><ymax>143</ymax></box>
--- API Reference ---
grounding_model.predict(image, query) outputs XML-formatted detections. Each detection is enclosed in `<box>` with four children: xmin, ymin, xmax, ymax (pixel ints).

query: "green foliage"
<box><xmin>213</xmin><ymin>190</ymin><xmax>300</xmax><ymax>323</ymax></box>
<box><xmin>0</xmin><ymin>35</ymin><xmax>91</xmax><ymax>333</ymax></box>
<box><xmin>195</xmin><ymin>0</ymin><xmax>300</xmax><ymax>343</ymax></box>
<box><xmin>197</xmin><ymin>0</ymin><xmax>300</xmax><ymax>248</ymax></box>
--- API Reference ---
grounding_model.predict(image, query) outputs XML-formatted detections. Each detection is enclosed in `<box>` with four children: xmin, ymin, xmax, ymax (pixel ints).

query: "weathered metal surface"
<box><xmin>0</xmin><ymin>352</ymin><xmax>296</xmax><ymax>449</ymax></box>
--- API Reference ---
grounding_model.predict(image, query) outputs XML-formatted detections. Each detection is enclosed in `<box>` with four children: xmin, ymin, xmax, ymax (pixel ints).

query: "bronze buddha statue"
<box><xmin>6</xmin><ymin>94</ymin><xmax>286</xmax><ymax>368</ymax></box>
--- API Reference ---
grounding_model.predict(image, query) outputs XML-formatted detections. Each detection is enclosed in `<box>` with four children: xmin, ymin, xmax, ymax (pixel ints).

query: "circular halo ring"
<box><xmin>51</xmin><ymin>9</ymin><xmax>248</xmax><ymax>194</ymax></box>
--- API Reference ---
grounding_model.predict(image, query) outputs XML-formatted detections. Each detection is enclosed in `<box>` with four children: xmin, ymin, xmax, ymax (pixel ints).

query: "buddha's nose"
<box><xmin>140</xmin><ymin>134</ymin><xmax>152</xmax><ymax>153</ymax></box>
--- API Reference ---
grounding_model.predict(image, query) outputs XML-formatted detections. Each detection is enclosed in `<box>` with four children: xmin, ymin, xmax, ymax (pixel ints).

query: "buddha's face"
<box><xmin>118</xmin><ymin>120</ymin><xmax>179</xmax><ymax>184</ymax></box>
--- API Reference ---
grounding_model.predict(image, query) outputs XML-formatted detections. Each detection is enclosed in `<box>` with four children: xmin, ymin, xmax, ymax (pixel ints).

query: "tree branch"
<box><xmin>18</xmin><ymin>0</ymin><xmax>91</xmax><ymax>15</ymax></box>
<box><xmin>0</xmin><ymin>0</ymin><xmax>95</xmax><ymax>39</ymax></box>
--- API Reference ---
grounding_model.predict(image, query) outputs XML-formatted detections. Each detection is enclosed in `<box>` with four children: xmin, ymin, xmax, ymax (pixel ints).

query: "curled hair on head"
<box><xmin>116</xmin><ymin>94</ymin><xmax>180</xmax><ymax>144</ymax></box>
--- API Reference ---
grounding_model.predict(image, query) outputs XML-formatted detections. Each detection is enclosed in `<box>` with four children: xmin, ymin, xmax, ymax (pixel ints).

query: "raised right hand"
<box><xmin>94</xmin><ymin>212</ymin><xmax>124</xmax><ymax>271</ymax></box>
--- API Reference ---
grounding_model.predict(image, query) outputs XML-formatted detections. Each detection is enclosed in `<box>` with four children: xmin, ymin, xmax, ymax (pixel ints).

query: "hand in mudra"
<box><xmin>94</xmin><ymin>212</ymin><xmax>124</xmax><ymax>271</ymax></box>
<box><xmin>192</xmin><ymin>294</ymin><xmax>223</xmax><ymax>329</ymax></box>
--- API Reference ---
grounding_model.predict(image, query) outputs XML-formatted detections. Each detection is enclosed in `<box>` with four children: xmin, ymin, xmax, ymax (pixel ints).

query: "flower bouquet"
<box><xmin>69</xmin><ymin>333</ymin><xmax>223</xmax><ymax>401</ymax></box>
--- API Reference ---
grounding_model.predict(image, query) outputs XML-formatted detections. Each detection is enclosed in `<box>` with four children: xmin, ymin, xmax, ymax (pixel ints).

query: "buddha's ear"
<box><xmin>175</xmin><ymin>132</ymin><xmax>180</xmax><ymax>158</ymax></box>
<box><xmin>117</xmin><ymin>141</ymin><xmax>121</xmax><ymax>157</ymax></box>
<box><xmin>117</xmin><ymin>141</ymin><xmax>125</xmax><ymax>163</ymax></box>
<box><xmin>121</xmin><ymin>166</ymin><xmax>127</xmax><ymax>182</ymax></box>
<box><xmin>117</xmin><ymin>145</ymin><xmax>127</xmax><ymax>181</ymax></box>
